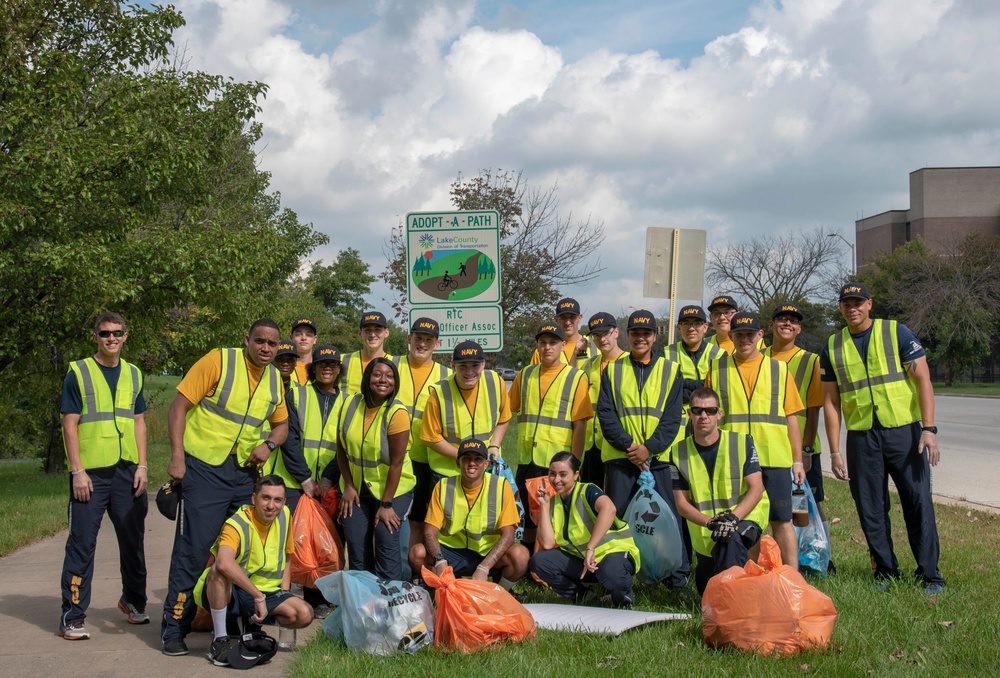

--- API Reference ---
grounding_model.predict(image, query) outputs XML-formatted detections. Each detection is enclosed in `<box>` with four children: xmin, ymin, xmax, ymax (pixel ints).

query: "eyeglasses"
<box><xmin>97</xmin><ymin>330</ymin><xmax>125</xmax><ymax>338</ymax></box>
<box><xmin>689</xmin><ymin>406</ymin><xmax>719</xmax><ymax>416</ymax></box>
<box><xmin>710</xmin><ymin>309</ymin><xmax>737</xmax><ymax>318</ymax></box>
<box><xmin>774</xmin><ymin>316</ymin><xmax>801</xmax><ymax>325</ymax></box>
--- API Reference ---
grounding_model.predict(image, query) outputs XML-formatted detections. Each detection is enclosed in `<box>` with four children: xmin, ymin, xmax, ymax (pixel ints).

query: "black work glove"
<box><xmin>708</xmin><ymin>510</ymin><xmax>738</xmax><ymax>542</ymax></box>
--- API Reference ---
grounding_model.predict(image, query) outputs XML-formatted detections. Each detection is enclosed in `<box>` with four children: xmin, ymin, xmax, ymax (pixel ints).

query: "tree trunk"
<box><xmin>43</xmin><ymin>394</ymin><xmax>65</xmax><ymax>474</ymax></box>
<box><xmin>943</xmin><ymin>362</ymin><xmax>954</xmax><ymax>388</ymax></box>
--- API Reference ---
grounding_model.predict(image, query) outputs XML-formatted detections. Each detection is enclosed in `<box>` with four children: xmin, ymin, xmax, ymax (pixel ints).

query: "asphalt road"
<box><xmin>819</xmin><ymin>394</ymin><xmax>999</xmax><ymax>510</ymax></box>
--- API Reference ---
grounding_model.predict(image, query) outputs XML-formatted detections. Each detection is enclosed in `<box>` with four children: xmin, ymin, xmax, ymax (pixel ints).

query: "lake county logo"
<box><xmin>419</xmin><ymin>234</ymin><xmax>434</xmax><ymax>250</ymax></box>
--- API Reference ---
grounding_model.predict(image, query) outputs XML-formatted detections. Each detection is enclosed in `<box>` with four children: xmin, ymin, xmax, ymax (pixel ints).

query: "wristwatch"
<box><xmin>802</xmin><ymin>445</ymin><xmax>815</xmax><ymax>455</ymax></box>
<box><xmin>264</xmin><ymin>440</ymin><xmax>276</xmax><ymax>452</ymax></box>
<box><xmin>921</xmin><ymin>426</ymin><xmax>938</xmax><ymax>434</ymax></box>
<box><xmin>380</xmin><ymin>500</ymin><xmax>393</xmax><ymax>509</ymax></box>
<box><xmin>433</xmin><ymin>553</ymin><xmax>445</xmax><ymax>563</ymax></box>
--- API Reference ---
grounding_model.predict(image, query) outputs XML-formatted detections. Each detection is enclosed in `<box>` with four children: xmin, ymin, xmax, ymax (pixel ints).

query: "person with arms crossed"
<box><xmin>821</xmin><ymin>282</ymin><xmax>944</xmax><ymax>594</ymax></box>
<box><xmin>670</xmin><ymin>387</ymin><xmax>768</xmax><ymax>595</ymax></box>
<box><xmin>340</xmin><ymin>311</ymin><xmax>392</xmax><ymax>395</ymax></box>
<box><xmin>59</xmin><ymin>312</ymin><xmax>149</xmax><ymax>640</ymax></box>
<box><xmin>409</xmin><ymin>438</ymin><xmax>528</xmax><ymax>589</ymax></box>
<box><xmin>161</xmin><ymin>318</ymin><xmax>288</xmax><ymax>657</ymax></box>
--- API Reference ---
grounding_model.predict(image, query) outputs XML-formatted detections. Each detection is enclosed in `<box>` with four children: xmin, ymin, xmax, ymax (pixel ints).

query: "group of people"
<box><xmin>58</xmin><ymin>280</ymin><xmax>946</xmax><ymax>663</ymax></box>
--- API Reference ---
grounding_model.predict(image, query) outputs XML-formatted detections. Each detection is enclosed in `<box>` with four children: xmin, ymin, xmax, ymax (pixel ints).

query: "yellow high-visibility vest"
<box><xmin>339</xmin><ymin>394</ymin><xmax>415</xmax><ymax>498</ymax></box>
<box><xmin>426</xmin><ymin>372</ymin><xmax>504</xmax><ymax>477</ymax></box>
<box><xmin>550</xmin><ymin>482</ymin><xmax>640</xmax><ymax>567</ymax></box>
<box><xmin>516</xmin><ymin>364</ymin><xmax>586</xmax><ymax>467</ymax></box>
<box><xmin>391</xmin><ymin>356</ymin><xmax>452</xmax><ymax>464</ymax></box>
<box><xmin>436</xmin><ymin>473</ymin><xmax>507</xmax><ymax>555</ymax></box>
<box><xmin>66</xmin><ymin>357</ymin><xmax>142</xmax><ymax>469</ymax></box>
<box><xmin>600</xmin><ymin>357</ymin><xmax>681</xmax><ymax>462</ymax></box>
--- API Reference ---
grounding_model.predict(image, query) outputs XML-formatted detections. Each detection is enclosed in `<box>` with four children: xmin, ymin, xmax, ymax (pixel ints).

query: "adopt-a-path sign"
<box><xmin>405</xmin><ymin>211</ymin><xmax>501</xmax><ymax>306</ymax></box>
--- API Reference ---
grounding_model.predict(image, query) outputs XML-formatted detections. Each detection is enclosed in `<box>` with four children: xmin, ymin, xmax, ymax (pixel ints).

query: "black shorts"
<box><xmin>200</xmin><ymin>585</ymin><xmax>295</xmax><ymax>625</ymax></box>
<box><xmin>410</xmin><ymin>461</ymin><xmax>433</xmax><ymax>522</ymax></box>
<box><xmin>515</xmin><ymin>463</ymin><xmax>548</xmax><ymax>529</ymax></box>
<box><xmin>805</xmin><ymin>453</ymin><xmax>825</xmax><ymax>503</ymax></box>
<box><xmin>439</xmin><ymin>545</ymin><xmax>501</xmax><ymax>580</ymax></box>
<box><xmin>761</xmin><ymin>466</ymin><xmax>792</xmax><ymax>522</ymax></box>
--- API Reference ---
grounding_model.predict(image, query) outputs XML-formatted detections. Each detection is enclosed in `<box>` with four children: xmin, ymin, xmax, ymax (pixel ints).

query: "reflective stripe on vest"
<box><xmin>392</xmin><ymin>356</ymin><xmax>452</xmax><ymax>464</ymax></box>
<box><xmin>584</xmin><ymin>352</ymin><xmax>627</xmax><ymax>451</ymax></box>
<box><xmin>765</xmin><ymin>346</ymin><xmax>822</xmax><ymax>452</ymax></box>
<box><xmin>673</xmin><ymin>432</ymin><xmax>769</xmax><ymax>556</ymax></box>
<box><xmin>339</xmin><ymin>394</ymin><xmax>415</xmax><ymax>497</ymax></box>
<box><xmin>550</xmin><ymin>482</ymin><xmax>640</xmax><ymax>567</ymax></box>
<box><xmin>517</xmin><ymin>364</ymin><xmax>584</xmax><ymax>467</ymax></box>
<box><xmin>438</xmin><ymin>474</ymin><xmax>505</xmax><ymax>554</ymax></box>
<box><xmin>228</xmin><ymin>506</ymin><xmax>290</xmax><ymax>588</ymax></box>
<box><xmin>428</xmin><ymin>372</ymin><xmax>502</xmax><ymax>476</ymax></box>
<box><xmin>600</xmin><ymin>357</ymin><xmax>679</xmax><ymax>462</ymax></box>
<box><xmin>711</xmin><ymin>354</ymin><xmax>792</xmax><ymax>467</ymax></box>
<box><xmin>827</xmin><ymin>319</ymin><xmax>921</xmax><ymax>430</ymax></box>
<box><xmin>67</xmin><ymin>358</ymin><xmax>141</xmax><ymax>468</ymax></box>
<box><xmin>341</xmin><ymin>351</ymin><xmax>394</xmax><ymax>396</ymax></box>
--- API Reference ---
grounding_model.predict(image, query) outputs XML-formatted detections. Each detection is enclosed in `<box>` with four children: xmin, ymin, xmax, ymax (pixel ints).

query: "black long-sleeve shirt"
<box><xmin>597</xmin><ymin>353</ymin><xmax>682</xmax><ymax>456</ymax></box>
<box><xmin>282</xmin><ymin>383</ymin><xmax>342</xmax><ymax>485</ymax></box>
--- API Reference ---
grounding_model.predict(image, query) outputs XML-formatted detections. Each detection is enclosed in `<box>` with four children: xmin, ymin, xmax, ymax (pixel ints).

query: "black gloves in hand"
<box><xmin>708</xmin><ymin>510</ymin><xmax>738</xmax><ymax>542</ymax></box>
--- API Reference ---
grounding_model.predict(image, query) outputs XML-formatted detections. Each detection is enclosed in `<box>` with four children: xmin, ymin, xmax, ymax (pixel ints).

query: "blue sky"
<box><xmin>164</xmin><ymin>0</ymin><xmax>1000</xmax><ymax>318</ymax></box>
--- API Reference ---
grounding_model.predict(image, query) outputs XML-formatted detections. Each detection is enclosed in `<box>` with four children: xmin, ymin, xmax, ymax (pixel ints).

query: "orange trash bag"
<box><xmin>701</xmin><ymin>535</ymin><xmax>837</xmax><ymax>656</ymax></box>
<box><xmin>525</xmin><ymin>476</ymin><xmax>555</xmax><ymax>526</ymax></box>
<box><xmin>320</xmin><ymin>486</ymin><xmax>340</xmax><ymax>520</ymax></box>
<box><xmin>421</xmin><ymin>566</ymin><xmax>536</xmax><ymax>653</ymax></box>
<box><xmin>290</xmin><ymin>495</ymin><xmax>344</xmax><ymax>588</ymax></box>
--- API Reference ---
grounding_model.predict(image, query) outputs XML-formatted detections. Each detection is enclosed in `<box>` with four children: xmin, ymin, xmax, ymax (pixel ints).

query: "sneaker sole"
<box><xmin>58</xmin><ymin>630</ymin><xmax>90</xmax><ymax>641</ymax></box>
<box><xmin>162</xmin><ymin>645</ymin><xmax>190</xmax><ymax>656</ymax></box>
<box><xmin>117</xmin><ymin>601</ymin><xmax>150</xmax><ymax>625</ymax></box>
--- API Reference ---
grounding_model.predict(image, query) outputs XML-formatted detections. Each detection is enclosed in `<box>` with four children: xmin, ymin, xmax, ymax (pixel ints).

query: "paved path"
<box><xmin>0</xmin><ymin>511</ymin><xmax>321</xmax><ymax>677</ymax></box>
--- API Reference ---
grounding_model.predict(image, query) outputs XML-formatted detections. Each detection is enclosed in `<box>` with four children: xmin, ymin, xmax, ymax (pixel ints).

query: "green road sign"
<box><xmin>408</xmin><ymin>305</ymin><xmax>504</xmax><ymax>353</ymax></box>
<box><xmin>406</xmin><ymin>210</ymin><xmax>501</xmax><ymax>306</ymax></box>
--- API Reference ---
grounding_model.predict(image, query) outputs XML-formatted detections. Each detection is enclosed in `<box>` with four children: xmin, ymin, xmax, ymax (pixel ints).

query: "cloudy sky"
<box><xmin>170</xmin><ymin>0</ymin><xmax>1000</xmax><ymax>319</ymax></box>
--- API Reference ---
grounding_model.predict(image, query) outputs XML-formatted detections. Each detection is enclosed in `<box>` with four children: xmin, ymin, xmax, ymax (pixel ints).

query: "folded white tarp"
<box><xmin>523</xmin><ymin>603</ymin><xmax>690</xmax><ymax>636</ymax></box>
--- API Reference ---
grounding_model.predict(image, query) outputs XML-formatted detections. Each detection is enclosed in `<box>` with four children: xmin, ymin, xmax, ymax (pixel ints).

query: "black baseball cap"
<box><xmin>627</xmin><ymin>309</ymin><xmax>657</xmax><ymax>331</ymax></box>
<box><xmin>555</xmin><ymin>297</ymin><xmax>581</xmax><ymax>316</ymax></box>
<box><xmin>275</xmin><ymin>340</ymin><xmax>297</xmax><ymax>358</ymax></box>
<box><xmin>313</xmin><ymin>345</ymin><xmax>341</xmax><ymax>363</ymax></box>
<box><xmin>452</xmin><ymin>340</ymin><xmax>485</xmax><ymax>363</ymax></box>
<box><xmin>677</xmin><ymin>305</ymin><xmax>707</xmax><ymax>323</ymax></box>
<box><xmin>535</xmin><ymin>323</ymin><xmax>565</xmax><ymax>340</ymax></box>
<box><xmin>457</xmin><ymin>438</ymin><xmax>489</xmax><ymax>459</ymax></box>
<box><xmin>708</xmin><ymin>295</ymin><xmax>739</xmax><ymax>312</ymax></box>
<box><xmin>772</xmin><ymin>303</ymin><xmax>804</xmax><ymax>321</ymax></box>
<box><xmin>359</xmin><ymin>311</ymin><xmax>388</xmax><ymax>328</ymax></box>
<box><xmin>227</xmin><ymin>631</ymin><xmax>278</xmax><ymax>669</ymax></box>
<box><xmin>838</xmin><ymin>282</ymin><xmax>871</xmax><ymax>301</ymax></box>
<box><xmin>411</xmin><ymin>317</ymin><xmax>440</xmax><ymax>337</ymax></box>
<box><xmin>730</xmin><ymin>312</ymin><xmax>761</xmax><ymax>333</ymax></box>
<box><xmin>155</xmin><ymin>481</ymin><xmax>181</xmax><ymax>521</ymax></box>
<box><xmin>291</xmin><ymin>318</ymin><xmax>317</xmax><ymax>333</ymax></box>
<box><xmin>587</xmin><ymin>312</ymin><xmax>617</xmax><ymax>334</ymax></box>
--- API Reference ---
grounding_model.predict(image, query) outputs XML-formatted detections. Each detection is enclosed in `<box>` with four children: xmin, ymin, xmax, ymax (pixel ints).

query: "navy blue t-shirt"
<box><xmin>819</xmin><ymin>322</ymin><xmax>924</xmax><ymax>382</ymax></box>
<box><xmin>61</xmin><ymin>360</ymin><xmax>147</xmax><ymax>415</ymax></box>
<box><xmin>671</xmin><ymin>434</ymin><xmax>761</xmax><ymax>492</ymax></box>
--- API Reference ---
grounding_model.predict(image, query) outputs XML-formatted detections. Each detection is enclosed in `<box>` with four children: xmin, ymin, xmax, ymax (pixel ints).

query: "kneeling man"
<box><xmin>194</xmin><ymin>475</ymin><xmax>313</xmax><ymax>666</ymax></box>
<box><xmin>409</xmin><ymin>438</ymin><xmax>528</xmax><ymax>590</ymax></box>
<box><xmin>670</xmin><ymin>387</ymin><xmax>769</xmax><ymax>595</ymax></box>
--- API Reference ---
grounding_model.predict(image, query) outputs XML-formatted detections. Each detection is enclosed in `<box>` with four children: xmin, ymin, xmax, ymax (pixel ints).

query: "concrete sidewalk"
<box><xmin>0</xmin><ymin>510</ymin><xmax>321</xmax><ymax>677</ymax></box>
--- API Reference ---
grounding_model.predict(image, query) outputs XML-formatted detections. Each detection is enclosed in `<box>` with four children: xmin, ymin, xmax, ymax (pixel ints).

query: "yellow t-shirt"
<box><xmin>405</xmin><ymin>360</ymin><xmax>436</xmax><ymax>398</ymax></box>
<box><xmin>767</xmin><ymin>347</ymin><xmax>823</xmax><ymax>408</ymax></box>
<box><xmin>420</xmin><ymin>380</ymin><xmax>512</xmax><ymax>444</ymax></box>
<box><xmin>424</xmin><ymin>479</ymin><xmax>520</xmax><ymax>531</ymax></box>
<box><xmin>177</xmin><ymin>350</ymin><xmax>288</xmax><ymax>423</ymax></box>
<box><xmin>705</xmin><ymin>353</ymin><xmax>805</xmax><ymax>416</ymax></box>
<box><xmin>218</xmin><ymin>506</ymin><xmax>295</xmax><ymax>557</ymax></box>
<box><xmin>529</xmin><ymin>339</ymin><xmax>584</xmax><ymax>365</ymax></box>
<box><xmin>294</xmin><ymin>362</ymin><xmax>309</xmax><ymax>384</ymax></box>
<box><xmin>508</xmin><ymin>365</ymin><xmax>593</xmax><ymax>422</ymax></box>
<box><xmin>362</xmin><ymin>405</ymin><xmax>411</xmax><ymax>437</ymax></box>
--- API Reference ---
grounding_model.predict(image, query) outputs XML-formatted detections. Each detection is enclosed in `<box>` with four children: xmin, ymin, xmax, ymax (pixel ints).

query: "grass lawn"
<box><xmin>933</xmin><ymin>383</ymin><xmax>1000</xmax><ymax>397</ymax></box>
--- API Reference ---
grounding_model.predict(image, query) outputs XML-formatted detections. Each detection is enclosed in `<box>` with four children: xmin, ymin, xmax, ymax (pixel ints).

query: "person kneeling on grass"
<box><xmin>193</xmin><ymin>475</ymin><xmax>313</xmax><ymax>667</ymax></box>
<box><xmin>529</xmin><ymin>452</ymin><xmax>641</xmax><ymax>608</ymax></box>
<box><xmin>409</xmin><ymin>438</ymin><xmax>528</xmax><ymax>589</ymax></box>
<box><xmin>669</xmin><ymin>387</ymin><xmax>769</xmax><ymax>596</ymax></box>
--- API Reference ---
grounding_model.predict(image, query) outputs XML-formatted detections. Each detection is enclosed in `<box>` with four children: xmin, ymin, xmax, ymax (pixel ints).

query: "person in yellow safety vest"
<box><xmin>707</xmin><ymin>295</ymin><xmax>766</xmax><ymax>354</ymax></box>
<box><xmin>665</xmin><ymin>305</ymin><xmax>725</xmax><ymax>445</ymax></box>
<box><xmin>529</xmin><ymin>297</ymin><xmax>598</xmax><ymax>368</ymax></box>
<box><xmin>273</xmin><ymin>340</ymin><xmax>299</xmax><ymax>389</ymax></box>
<box><xmin>509</xmin><ymin>323</ymin><xmax>593</xmax><ymax>554</ymax></box>
<box><xmin>530</xmin><ymin>452</ymin><xmax>641</xmax><ymax>608</ymax></box>
<box><xmin>669</xmin><ymin>387</ymin><xmax>768</xmax><ymax>595</ymax></box>
<box><xmin>705</xmin><ymin>311</ymin><xmax>805</xmax><ymax>569</ymax></box>
<box><xmin>290</xmin><ymin>318</ymin><xmax>318</xmax><ymax>385</ymax></box>
<box><xmin>59</xmin><ymin>312</ymin><xmax>149</xmax><ymax>641</ymax></box>
<box><xmin>820</xmin><ymin>282</ymin><xmax>944</xmax><ymax>594</ymax></box>
<box><xmin>420</xmin><ymin>341</ymin><xmax>511</xmax><ymax>481</ymax></box>
<box><xmin>580</xmin><ymin>312</ymin><xmax>627</xmax><ymax>485</ymax></box>
<box><xmin>340</xmin><ymin>311</ymin><xmax>392</xmax><ymax>395</ymax></box>
<box><xmin>161</xmin><ymin>318</ymin><xmax>288</xmax><ymax>658</ymax></box>
<box><xmin>765</xmin><ymin>302</ymin><xmax>835</xmax><ymax>574</ymax></box>
<box><xmin>194</xmin><ymin>476</ymin><xmax>313</xmax><ymax>667</ymax></box>
<box><xmin>597</xmin><ymin>309</ymin><xmax>690</xmax><ymax>587</ymax></box>
<box><xmin>336</xmin><ymin>357</ymin><xmax>413</xmax><ymax>580</ymax></box>
<box><xmin>390</xmin><ymin>317</ymin><xmax>454</xmax><ymax>552</ymax></box>
<box><xmin>409</xmin><ymin>438</ymin><xmax>529</xmax><ymax>589</ymax></box>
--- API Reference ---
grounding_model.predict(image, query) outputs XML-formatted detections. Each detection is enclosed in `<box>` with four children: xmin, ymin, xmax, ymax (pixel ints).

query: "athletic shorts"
<box><xmin>805</xmin><ymin>453</ymin><xmax>825</xmax><ymax>503</ymax></box>
<box><xmin>410</xmin><ymin>461</ymin><xmax>433</xmax><ymax>522</ymax></box>
<box><xmin>760</xmin><ymin>466</ymin><xmax>792</xmax><ymax>522</ymax></box>
<box><xmin>439</xmin><ymin>545</ymin><xmax>502</xmax><ymax>580</ymax></box>
<box><xmin>201</xmin><ymin>585</ymin><xmax>295</xmax><ymax>625</ymax></box>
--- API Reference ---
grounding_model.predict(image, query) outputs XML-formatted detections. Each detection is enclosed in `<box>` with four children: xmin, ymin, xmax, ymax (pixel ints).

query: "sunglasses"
<box><xmin>689</xmin><ymin>406</ymin><xmax>719</xmax><ymax>416</ymax></box>
<box><xmin>97</xmin><ymin>330</ymin><xmax>125</xmax><ymax>338</ymax></box>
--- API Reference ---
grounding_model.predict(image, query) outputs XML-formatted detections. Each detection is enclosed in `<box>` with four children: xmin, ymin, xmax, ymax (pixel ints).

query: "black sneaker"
<box><xmin>313</xmin><ymin>603</ymin><xmax>335</xmax><ymax>620</ymax></box>
<box><xmin>209</xmin><ymin>636</ymin><xmax>232</xmax><ymax>666</ymax></box>
<box><xmin>162</xmin><ymin>637</ymin><xmax>189</xmax><ymax>656</ymax></box>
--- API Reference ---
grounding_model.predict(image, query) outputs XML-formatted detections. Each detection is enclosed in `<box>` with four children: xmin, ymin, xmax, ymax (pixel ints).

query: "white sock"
<box><xmin>211</xmin><ymin>607</ymin><xmax>228</xmax><ymax>640</ymax></box>
<box><xmin>499</xmin><ymin>577</ymin><xmax>515</xmax><ymax>592</ymax></box>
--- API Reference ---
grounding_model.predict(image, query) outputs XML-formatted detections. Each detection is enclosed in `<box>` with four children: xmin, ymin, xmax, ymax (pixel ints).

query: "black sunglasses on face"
<box><xmin>97</xmin><ymin>330</ymin><xmax>125</xmax><ymax>338</ymax></box>
<box><xmin>689</xmin><ymin>406</ymin><xmax>719</xmax><ymax>416</ymax></box>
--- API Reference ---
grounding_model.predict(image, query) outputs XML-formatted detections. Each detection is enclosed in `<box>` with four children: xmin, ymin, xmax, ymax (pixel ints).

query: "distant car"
<box><xmin>497</xmin><ymin>368</ymin><xmax>518</xmax><ymax>380</ymax></box>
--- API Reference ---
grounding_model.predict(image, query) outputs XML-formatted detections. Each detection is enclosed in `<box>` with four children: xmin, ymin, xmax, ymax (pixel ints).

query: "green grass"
<box><xmin>933</xmin><ymin>382</ymin><xmax>1000</xmax><ymax>397</ymax></box>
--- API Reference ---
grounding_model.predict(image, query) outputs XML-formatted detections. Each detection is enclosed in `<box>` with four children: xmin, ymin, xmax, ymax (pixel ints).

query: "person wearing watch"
<box><xmin>335</xmin><ymin>358</ymin><xmax>415</xmax><ymax>580</ymax></box>
<box><xmin>820</xmin><ymin>282</ymin><xmax>945</xmax><ymax>594</ymax></box>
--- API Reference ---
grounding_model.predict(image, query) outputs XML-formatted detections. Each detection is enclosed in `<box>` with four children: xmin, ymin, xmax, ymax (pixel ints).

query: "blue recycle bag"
<box><xmin>488</xmin><ymin>453</ymin><xmax>524</xmax><ymax>541</ymax></box>
<box><xmin>624</xmin><ymin>469</ymin><xmax>683</xmax><ymax>583</ymax></box>
<box><xmin>316</xmin><ymin>570</ymin><xmax>434</xmax><ymax>655</ymax></box>
<box><xmin>794</xmin><ymin>476</ymin><xmax>831</xmax><ymax>576</ymax></box>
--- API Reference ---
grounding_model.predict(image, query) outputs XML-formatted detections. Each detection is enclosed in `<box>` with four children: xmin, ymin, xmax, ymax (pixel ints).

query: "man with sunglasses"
<box><xmin>59</xmin><ymin>312</ymin><xmax>149</xmax><ymax>640</ymax></box>
<box><xmin>765</xmin><ymin>302</ymin><xmax>834</xmax><ymax>573</ymax></box>
<box><xmin>669</xmin><ymin>387</ymin><xmax>767</xmax><ymax>595</ymax></box>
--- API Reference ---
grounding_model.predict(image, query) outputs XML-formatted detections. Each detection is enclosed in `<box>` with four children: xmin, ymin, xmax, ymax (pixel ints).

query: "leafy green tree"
<box><xmin>0</xmin><ymin>2</ymin><xmax>326</xmax><ymax>468</ymax></box>
<box><xmin>305</xmin><ymin>248</ymin><xmax>376</xmax><ymax>322</ymax></box>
